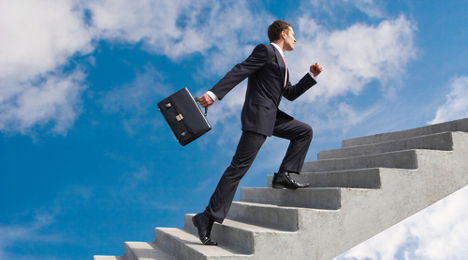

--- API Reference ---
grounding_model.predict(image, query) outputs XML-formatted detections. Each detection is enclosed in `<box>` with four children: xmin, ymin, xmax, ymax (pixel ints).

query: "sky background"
<box><xmin>1</xmin><ymin>0</ymin><xmax>468</xmax><ymax>259</ymax></box>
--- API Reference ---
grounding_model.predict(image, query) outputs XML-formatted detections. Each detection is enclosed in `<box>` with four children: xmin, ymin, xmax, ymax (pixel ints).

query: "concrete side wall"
<box><xmin>298</xmin><ymin>132</ymin><xmax>468</xmax><ymax>260</ymax></box>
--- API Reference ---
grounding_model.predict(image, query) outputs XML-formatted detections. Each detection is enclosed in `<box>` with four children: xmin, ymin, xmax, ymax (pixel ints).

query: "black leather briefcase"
<box><xmin>158</xmin><ymin>88</ymin><xmax>211</xmax><ymax>146</ymax></box>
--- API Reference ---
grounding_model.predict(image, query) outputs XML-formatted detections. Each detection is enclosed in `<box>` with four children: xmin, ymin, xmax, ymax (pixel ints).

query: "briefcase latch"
<box><xmin>176</xmin><ymin>114</ymin><xmax>184</xmax><ymax>121</ymax></box>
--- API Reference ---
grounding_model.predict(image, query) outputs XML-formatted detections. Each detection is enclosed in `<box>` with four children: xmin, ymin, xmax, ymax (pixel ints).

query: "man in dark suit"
<box><xmin>193</xmin><ymin>20</ymin><xmax>323</xmax><ymax>246</ymax></box>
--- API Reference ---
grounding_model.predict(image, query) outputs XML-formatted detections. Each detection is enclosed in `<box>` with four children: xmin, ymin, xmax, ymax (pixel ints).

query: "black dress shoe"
<box><xmin>272</xmin><ymin>171</ymin><xmax>309</xmax><ymax>189</ymax></box>
<box><xmin>192</xmin><ymin>213</ymin><xmax>218</xmax><ymax>246</ymax></box>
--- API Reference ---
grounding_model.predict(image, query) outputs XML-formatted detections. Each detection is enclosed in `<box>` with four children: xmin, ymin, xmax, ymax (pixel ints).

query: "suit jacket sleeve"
<box><xmin>209</xmin><ymin>44</ymin><xmax>269</xmax><ymax>100</ymax></box>
<box><xmin>282</xmin><ymin>73</ymin><xmax>317</xmax><ymax>101</ymax></box>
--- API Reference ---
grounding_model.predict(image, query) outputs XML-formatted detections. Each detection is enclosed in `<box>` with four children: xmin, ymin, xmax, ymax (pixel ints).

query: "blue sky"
<box><xmin>1</xmin><ymin>0</ymin><xmax>468</xmax><ymax>259</ymax></box>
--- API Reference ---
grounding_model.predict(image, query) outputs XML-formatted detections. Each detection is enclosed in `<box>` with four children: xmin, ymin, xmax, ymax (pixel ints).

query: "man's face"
<box><xmin>283</xmin><ymin>27</ymin><xmax>296</xmax><ymax>51</ymax></box>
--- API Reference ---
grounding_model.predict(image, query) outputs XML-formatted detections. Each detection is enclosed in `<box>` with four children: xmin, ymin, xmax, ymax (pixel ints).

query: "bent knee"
<box><xmin>307</xmin><ymin>125</ymin><xmax>313</xmax><ymax>138</ymax></box>
<box><xmin>302</xmin><ymin>124</ymin><xmax>313</xmax><ymax>139</ymax></box>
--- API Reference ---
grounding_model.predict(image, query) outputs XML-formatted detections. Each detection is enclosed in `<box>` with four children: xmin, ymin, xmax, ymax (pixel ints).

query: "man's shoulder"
<box><xmin>252</xmin><ymin>43</ymin><xmax>274</xmax><ymax>57</ymax></box>
<box><xmin>254</xmin><ymin>43</ymin><xmax>272</xmax><ymax>50</ymax></box>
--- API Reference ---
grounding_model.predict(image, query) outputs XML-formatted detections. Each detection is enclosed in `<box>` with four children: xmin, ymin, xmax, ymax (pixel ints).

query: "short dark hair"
<box><xmin>268</xmin><ymin>20</ymin><xmax>292</xmax><ymax>42</ymax></box>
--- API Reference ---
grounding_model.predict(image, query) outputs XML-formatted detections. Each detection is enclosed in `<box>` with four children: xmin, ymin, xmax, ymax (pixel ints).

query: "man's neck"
<box><xmin>270</xmin><ymin>42</ymin><xmax>285</xmax><ymax>54</ymax></box>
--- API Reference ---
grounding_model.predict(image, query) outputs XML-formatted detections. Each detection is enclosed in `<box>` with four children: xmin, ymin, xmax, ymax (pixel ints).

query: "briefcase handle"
<box><xmin>194</xmin><ymin>97</ymin><xmax>208</xmax><ymax>117</ymax></box>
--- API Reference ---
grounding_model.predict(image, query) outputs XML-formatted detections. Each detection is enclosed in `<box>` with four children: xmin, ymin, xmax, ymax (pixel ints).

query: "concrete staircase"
<box><xmin>94</xmin><ymin>118</ymin><xmax>468</xmax><ymax>260</ymax></box>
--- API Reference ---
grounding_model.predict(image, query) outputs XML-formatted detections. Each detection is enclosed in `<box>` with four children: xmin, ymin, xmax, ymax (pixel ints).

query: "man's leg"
<box><xmin>204</xmin><ymin>130</ymin><xmax>267</xmax><ymax>223</ymax></box>
<box><xmin>193</xmin><ymin>131</ymin><xmax>266</xmax><ymax>245</ymax></box>
<box><xmin>273</xmin><ymin>116</ymin><xmax>313</xmax><ymax>173</ymax></box>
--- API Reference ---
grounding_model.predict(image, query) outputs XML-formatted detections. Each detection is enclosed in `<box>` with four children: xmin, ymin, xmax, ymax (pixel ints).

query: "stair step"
<box><xmin>125</xmin><ymin>242</ymin><xmax>178</xmax><ymax>260</ymax></box>
<box><xmin>93</xmin><ymin>256</ymin><xmax>126</xmax><ymax>260</ymax></box>
<box><xmin>267</xmin><ymin>168</ymin><xmax>381</xmax><ymax>189</ymax></box>
<box><xmin>93</xmin><ymin>123</ymin><xmax>468</xmax><ymax>260</ymax></box>
<box><xmin>240</xmin><ymin>187</ymin><xmax>341</xmax><ymax>209</ymax></box>
<box><xmin>154</xmin><ymin>227</ymin><xmax>252</xmax><ymax>260</ymax></box>
<box><xmin>184</xmin><ymin>214</ymin><xmax>294</xmax><ymax>254</ymax></box>
<box><xmin>342</xmin><ymin>118</ymin><xmax>468</xmax><ymax>147</ymax></box>
<box><xmin>302</xmin><ymin>150</ymin><xmax>418</xmax><ymax>173</ymax></box>
<box><xmin>319</xmin><ymin>131</ymin><xmax>454</xmax><ymax>160</ymax></box>
<box><xmin>227</xmin><ymin>201</ymin><xmax>300</xmax><ymax>231</ymax></box>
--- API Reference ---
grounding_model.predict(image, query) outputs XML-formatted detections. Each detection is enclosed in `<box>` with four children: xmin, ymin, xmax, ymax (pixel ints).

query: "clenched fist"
<box><xmin>310</xmin><ymin>62</ymin><xmax>323</xmax><ymax>77</ymax></box>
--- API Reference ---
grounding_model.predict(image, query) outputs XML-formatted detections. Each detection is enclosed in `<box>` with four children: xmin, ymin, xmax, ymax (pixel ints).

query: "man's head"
<box><xmin>268</xmin><ymin>20</ymin><xmax>291</xmax><ymax>42</ymax></box>
<box><xmin>268</xmin><ymin>20</ymin><xmax>296</xmax><ymax>51</ymax></box>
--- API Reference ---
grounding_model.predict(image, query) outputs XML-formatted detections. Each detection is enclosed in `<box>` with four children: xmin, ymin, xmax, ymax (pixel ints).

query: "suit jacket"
<box><xmin>210</xmin><ymin>43</ymin><xmax>317</xmax><ymax>136</ymax></box>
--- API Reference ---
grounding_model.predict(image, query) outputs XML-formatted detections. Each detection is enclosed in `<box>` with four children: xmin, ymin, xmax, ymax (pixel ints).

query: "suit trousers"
<box><xmin>204</xmin><ymin>116</ymin><xmax>313</xmax><ymax>223</ymax></box>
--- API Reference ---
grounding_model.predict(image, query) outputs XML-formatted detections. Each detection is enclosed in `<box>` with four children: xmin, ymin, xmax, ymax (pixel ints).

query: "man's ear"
<box><xmin>281</xmin><ymin>30</ymin><xmax>286</xmax><ymax>39</ymax></box>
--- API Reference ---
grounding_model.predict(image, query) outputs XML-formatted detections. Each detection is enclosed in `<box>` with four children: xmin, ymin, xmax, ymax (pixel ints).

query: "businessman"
<box><xmin>193</xmin><ymin>20</ymin><xmax>323</xmax><ymax>246</ymax></box>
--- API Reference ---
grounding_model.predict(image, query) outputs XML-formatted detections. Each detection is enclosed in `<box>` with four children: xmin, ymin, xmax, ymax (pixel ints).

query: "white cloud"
<box><xmin>120</xmin><ymin>166</ymin><xmax>152</xmax><ymax>195</ymax></box>
<box><xmin>308</xmin><ymin>0</ymin><xmax>385</xmax><ymax>20</ymax></box>
<box><xmin>2</xmin><ymin>0</ymin><xmax>410</xmax><ymax>136</ymax></box>
<box><xmin>86</xmin><ymin>0</ymin><xmax>271</xmax><ymax>74</ymax></box>
<box><xmin>0</xmin><ymin>184</ymin><xmax>94</xmax><ymax>260</ymax></box>
<box><xmin>259</xmin><ymin>15</ymin><xmax>417</xmax><ymax>139</ymax></box>
<box><xmin>409</xmin><ymin>187</ymin><xmax>468</xmax><ymax>259</ymax></box>
<box><xmin>0</xmin><ymin>0</ymin><xmax>269</xmax><ymax>135</ymax></box>
<box><xmin>0</xmin><ymin>0</ymin><xmax>94</xmax><ymax>79</ymax></box>
<box><xmin>335</xmin><ymin>186</ymin><xmax>468</xmax><ymax>260</ymax></box>
<box><xmin>428</xmin><ymin>76</ymin><xmax>468</xmax><ymax>125</ymax></box>
<box><xmin>336</xmin><ymin>223</ymin><xmax>409</xmax><ymax>260</ymax></box>
<box><xmin>0</xmin><ymin>0</ymin><xmax>417</xmax><ymax>144</ymax></box>
<box><xmin>343</xmin><ymin>0</ymin><xmax>384</xmax><ymax>18</ymax></box>
<box><xmin>289</xmin><ymin>15</ymin><xmax>416</xmax><ymax>103</ymax></box>
<box><xmin>0</xmin><ymin>0</ymin><xmax>92</xmax><ymax>135</ymax></box>
<box><xmin>203</xmin><ymin>82</ymin><xmax>246</xmax><ymax>127</ymax></box>
<box><xmin>196</xmin><ymin>12</ymin><xmax>417</xmax><ymax>156</ymax></box>
<box><xmin>85</xmin><ymin>0</ymin><xmax>185</xmax><ymax>50</ymax></box>
<box><xmin>100</xmin><ymin>64</ymin><xmax>170</xmax><ymax>114</ymax></box>
<box><xmin>87</xmin><ymin>0</ymin><xmax>270</xmax><ymax>136</ymax></box>
<box><xmin>0</xmin><ymin>69</ymin><xmax>87</xmax><ymax>135</ymax></box>
<box><xmin>99</xmin><ymin>64</ymin><xmax>172</xmax><ymax>135</ymax></box>
<box><xmin>0</xmin><ymin>209</ymin><xmax>62</xmax><ymax>260</ymax></box>
<box><xmin>324</xmin><ymin>102</ymin><xmax>381</xmax><ymax>134</ymax></box>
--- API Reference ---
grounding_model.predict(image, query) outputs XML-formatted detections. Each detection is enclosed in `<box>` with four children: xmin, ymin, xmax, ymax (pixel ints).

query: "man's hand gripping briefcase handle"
<box><xmin>157</xmin><ymin>88</ymin><xmax>211</xmax><ymax>146</ymax></box>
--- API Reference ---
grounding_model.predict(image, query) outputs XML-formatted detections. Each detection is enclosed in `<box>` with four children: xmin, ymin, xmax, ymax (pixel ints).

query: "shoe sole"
<box><xmin>272</xmin><ymin>184</ymin><xmax>297</xmax><ymax>190</ymax></box>
<box><xmin>272</xmin><ymin>184</ymin><xmax>310</xmax><ymax>189</ymax></box>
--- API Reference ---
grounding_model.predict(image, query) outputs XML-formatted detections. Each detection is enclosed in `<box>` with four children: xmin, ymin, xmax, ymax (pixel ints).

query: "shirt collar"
<box><xmin>270</xmin><ymin>42</ymin><xmax>284</xmax><ymax>56</ymax></box>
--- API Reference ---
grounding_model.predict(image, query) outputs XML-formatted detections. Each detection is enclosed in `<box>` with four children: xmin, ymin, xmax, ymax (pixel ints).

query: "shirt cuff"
<box><xmin>206</xmin><ymin>91</ymin><xmax>218</xmax><ymax>102</ymax></box>
<box><xmin>308</xmin><ymin>71</ymin><xmax>316</xmax><ymax>79</ymax></box>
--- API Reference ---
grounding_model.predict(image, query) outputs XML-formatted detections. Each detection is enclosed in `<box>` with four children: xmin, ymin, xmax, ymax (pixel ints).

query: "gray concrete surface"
<box><xmin>94</xmin><ymin>256</ymin><xmax>126</xmax><ymax>260</ymax></box>
<box><xmin>240</xmin><ymin>187</ymin><xmax>341</xmax><ymax>210</ymax></box>
<box><xmin>267</xmin><ymin>168</ymin><xmax>382</xmax><ymax>189</ymax></box>
<box><xmin>302</xmin><ymin>149</ymin><xmax>419</xmax><ymax>173</ymax></box>
<box><xmin>227</xmin><ymin>201</ymin><xmax>300</xmax><ymax>231</ymax></box>
<box><xmin>318</xmin><ymin>131</ymin><xmax>454</xmax><ymax>160</ymax></box>
<box><xmin>342</xmin><ymin>117</ymin><xmax>468</xmax><ymax>147</ymax></box>
<box><xmin>94</xmin><ymin>119</ymin><xmax>468</xmax><ymax>260</ymax></box>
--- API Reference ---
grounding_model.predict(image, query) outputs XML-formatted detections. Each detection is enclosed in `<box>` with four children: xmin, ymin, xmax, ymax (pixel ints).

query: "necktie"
<box><xmin>282</xmin><ymin>55</ymin><xmax>288</xmax><ymax>88</ymax></box>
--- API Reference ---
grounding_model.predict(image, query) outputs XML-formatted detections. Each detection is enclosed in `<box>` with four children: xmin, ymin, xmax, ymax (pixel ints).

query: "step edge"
<box><xmin>184</xmin><ymin>213</ymin><xmax>295</xmax><ymax>233</ymax></box>
<box><xmin>125</xmin><ymin>241</ymin><xmax>177</xmax><ymax>260</ymax></box>
<box><xmin>342</xmin><ymin>118</ymin><xmax>467</xmax><ymax>147</ymax></box>
<box><xmin>155</xmin><ymin>227</ymin><xmax>253</xmax><ymax>257</ymax></box>
<box><xmin>319</xmin><ymin>131</ymin><xmax>454</xmax><ymax>159</ymax></box>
